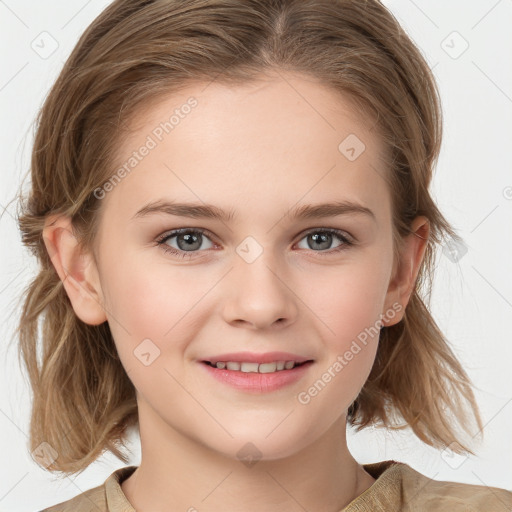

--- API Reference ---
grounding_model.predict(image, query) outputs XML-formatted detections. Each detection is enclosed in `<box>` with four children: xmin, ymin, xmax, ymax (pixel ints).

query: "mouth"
<box><xmin>202</xmin><ymin>359</ymin><xmax>313</xmax><ymax>373</ymax></box>
<box><xmin>199</xmin><ymin>356</ymin><xmax>315</xmax><ymax>393</ymax></box>
<box><xmin>198</xmin><ymin>351</ymin><xmax>315</xmax><ymax>392</ymax></box>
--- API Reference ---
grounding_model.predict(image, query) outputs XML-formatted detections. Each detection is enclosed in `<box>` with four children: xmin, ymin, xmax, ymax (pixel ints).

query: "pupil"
<box><xmin>179</xmin><ymin>232</ymin><xmax>200</xmax><ymax>251</ymax></box>
<box><xmin>310</xmin><ymin>233</ymin><xmax>331</xmax><ymax>250</ymax></box>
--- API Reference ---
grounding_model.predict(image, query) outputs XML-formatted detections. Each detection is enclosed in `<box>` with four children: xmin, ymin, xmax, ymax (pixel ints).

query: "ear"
<box><xmin>381</xmin><ymin>216</ymin><xmax>430</xmax><ymax>327</ymax></box>
<box><xmin>42</xmin><ymin>214</ymin><xmax>108</xmax><ymax>326</ymax></box>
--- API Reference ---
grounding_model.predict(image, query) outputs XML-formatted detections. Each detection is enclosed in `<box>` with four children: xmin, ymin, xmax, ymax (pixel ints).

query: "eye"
<box><xmin>155</xmin><ymin>228</ymin><xmax>215</xmax><ymax>259</ymax></box>
<box><xmin>295</xmin><ymin>228</ymin><xmax>354</xmax><ymax>254</ymax></box>
<box><xmin>155</xmin><ymin>227</ymin><xmax>355</xmax><ymax>259</ymax></box>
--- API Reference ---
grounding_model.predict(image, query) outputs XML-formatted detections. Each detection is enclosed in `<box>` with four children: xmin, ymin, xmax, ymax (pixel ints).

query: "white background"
<box><xmin>0</xmin><ymin>1</ymin><xmax>511</xmax><ymax>510</ymax></box>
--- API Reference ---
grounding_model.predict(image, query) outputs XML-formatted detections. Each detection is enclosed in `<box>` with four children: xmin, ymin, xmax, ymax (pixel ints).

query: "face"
<box><xmin>71</xmin><ymin>71</ymin><xmax>411</xmax><ymax>461</ymax></box>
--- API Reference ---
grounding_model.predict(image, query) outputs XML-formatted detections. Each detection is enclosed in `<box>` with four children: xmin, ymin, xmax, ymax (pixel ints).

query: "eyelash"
<box><xmin>155</xmin><ymin>227</ymin><xmax>355</xmax><ymax>259</ymax></box>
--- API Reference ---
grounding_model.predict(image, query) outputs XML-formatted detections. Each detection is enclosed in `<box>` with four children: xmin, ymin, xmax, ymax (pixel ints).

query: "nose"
<box><xmin>221</xmin><ymin>251</ymin><xmax>298</xmax><ymax>330</ymax></box>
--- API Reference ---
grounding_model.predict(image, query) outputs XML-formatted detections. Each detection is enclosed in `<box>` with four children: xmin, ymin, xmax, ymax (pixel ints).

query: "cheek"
<box><xmin>101</xmin><ymin>252</ymin><xmax>235</xmax><ymax>390</ymax></box>
<box><xmin>104</xmin><ymin>248</ymin><xmax>210</xmax><ymax>324</ymax></box>
<box><xmin>100</xmin><ymin>251</ymin><xmax>209</xmax><ymax>360</ymax></box>
<box><xmin>312</xmin><ymin>255</ymin><xmax>392</xmax><ymax>403</ymax></box>
<box><xmin>305</xmin><ymin>259</ymin><xmax>390</xmax><ymax>347</ymax></box>
<box><xmin>299</xmin><ymin>269</ymin><xmax>386</xmax><ymax>414</ymax></box>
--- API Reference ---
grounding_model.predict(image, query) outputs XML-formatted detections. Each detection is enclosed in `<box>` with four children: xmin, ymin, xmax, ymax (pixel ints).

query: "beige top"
<box><xmin>41</xmin><ymin>460</ymin><xmax>512</xmax><ymax>511</ymax></box>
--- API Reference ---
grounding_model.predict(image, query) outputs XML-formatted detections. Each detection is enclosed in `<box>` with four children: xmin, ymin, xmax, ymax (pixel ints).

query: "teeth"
<box><xmin>241</xmin><ymin>362</ymin><xmax>259</xmax><ymax>372</ymax></box>
<box><xmin>258</xmin><ymin>362</ymin><xmax>277</xmax><ymax>373</ymax></box>
<box><xmin>212</xmin><ymin>360</ymin><xmax>303</xmax><ymax>373</ymax></box>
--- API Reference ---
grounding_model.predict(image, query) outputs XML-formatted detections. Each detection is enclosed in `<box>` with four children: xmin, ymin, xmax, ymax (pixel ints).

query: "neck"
<box><xmin>121</xmin><ymin>399</ymin><xmax>376</xmax><ymax>512</ymax></box>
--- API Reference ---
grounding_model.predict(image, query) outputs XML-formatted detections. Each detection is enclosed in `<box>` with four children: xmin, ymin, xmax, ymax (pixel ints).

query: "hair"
<box><xmin>10</xmin><ymin>0</ymin><xmax>484</xmax><ymax>477</ymax></box>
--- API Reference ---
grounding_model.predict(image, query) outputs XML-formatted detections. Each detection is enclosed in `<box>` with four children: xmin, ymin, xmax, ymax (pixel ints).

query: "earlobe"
<box><xmin>382</xmin><ymin>216</ymin><xmax>430</xmax><ymax>327</ymax></box>
<box><xmin>42</xmin><ymin>214</ymin><xmax>108</xmax><ymax>326</ymax></box>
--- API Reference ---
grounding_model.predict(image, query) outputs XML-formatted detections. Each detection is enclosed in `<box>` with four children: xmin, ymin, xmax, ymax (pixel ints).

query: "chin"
<box><xmin>207</xmin><ymin>428</ymin><xmax>315</xmax><ymax>464</ymax></box>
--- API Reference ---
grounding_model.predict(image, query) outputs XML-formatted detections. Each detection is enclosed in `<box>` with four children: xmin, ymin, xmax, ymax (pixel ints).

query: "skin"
<box><xmin>43</xmin><ymin>70</ymin><xmax>429</xmax><ymax>511</ymax></box>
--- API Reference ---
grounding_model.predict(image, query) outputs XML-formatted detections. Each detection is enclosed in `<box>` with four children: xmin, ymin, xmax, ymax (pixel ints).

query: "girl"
<box><xmin>14</xmin><ymin>0</ymin><xmax>512</xmax><ymax>510</ymax></box>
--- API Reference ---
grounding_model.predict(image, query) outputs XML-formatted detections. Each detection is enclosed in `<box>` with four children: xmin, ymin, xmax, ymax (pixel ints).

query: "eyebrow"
<box><xmin>131</xmin><ymin>199</ymin><xmax>376</xmax><ymax>223</ymax></box>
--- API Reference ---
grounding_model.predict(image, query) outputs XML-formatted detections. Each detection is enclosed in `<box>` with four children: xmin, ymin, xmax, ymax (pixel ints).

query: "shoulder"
<box><xmin>37</xmin><ymin>465</ymin><xmax>138</xmax><ymax>512</ymax></box>
<box><xmin>353</xmin><ymin>460</ymin><xmax>512</xmax><ymax>511</ymax></box>
<box><xmin>38</xmin><ymin>482</ymin><xmax>107</xmax><ymax>512</ymax></box>
<box><xmin>400</xmin><ymin>463</ymin><xmax>512</xmax><ymax>511</ymax></box>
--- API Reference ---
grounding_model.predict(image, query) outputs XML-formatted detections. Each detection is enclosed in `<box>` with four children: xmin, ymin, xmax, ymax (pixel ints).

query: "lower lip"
<box><xmin>199</xmin><ymin>361</ymin><xmax>314</xmax><ymax>393</ymax></box>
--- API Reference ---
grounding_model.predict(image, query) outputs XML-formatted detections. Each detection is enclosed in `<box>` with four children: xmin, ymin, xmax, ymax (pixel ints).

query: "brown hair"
<box><xmin>11</xmin><ymin>0</ymin><xmax>484</xmax><ymax>477</ymax></box>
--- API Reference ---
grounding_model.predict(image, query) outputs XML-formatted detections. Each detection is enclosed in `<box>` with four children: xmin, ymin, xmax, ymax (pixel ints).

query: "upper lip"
<box><xmin>201</xmin><ymin>351</ymin><xmax>313</xmax><ymax>364</ymax></box>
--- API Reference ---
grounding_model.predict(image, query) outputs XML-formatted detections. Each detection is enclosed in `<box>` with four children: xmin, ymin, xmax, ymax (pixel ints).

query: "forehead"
<box><xmin>101</xmin><ymin>71</ymin><xmax>391</xmax><ymax>226</ymax></box>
